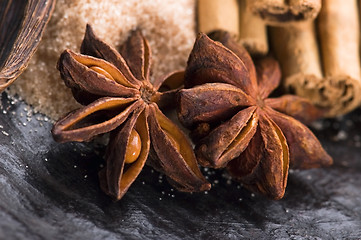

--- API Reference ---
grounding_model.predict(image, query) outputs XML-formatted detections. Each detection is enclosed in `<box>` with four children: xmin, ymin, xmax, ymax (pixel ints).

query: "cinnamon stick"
<box><xmin>197</xmin><ymin>0</ymin><xmax>268</xmax><ymax>55</ymax></box>
<box><xmin>238</xmin><ymin>0</ymin><xmax>268</xmax><ymax>55</ymax></box>
<box><xmin>247</xmin><ymin>0</ymin><xmax>321</xmax><ymax>26</ymax></box>
<box><xmin>317</xmin><ymin>0</ymin><xmax>361</xmax><ymax>116</ymax></box>
<box><xmin>270</xmin><ymin>22</ymin><xmax>324</xmax><ymax>107</ymax></box>
<box><xmin>198</xmin><ymin>0</ymin><xmax>239</xmax><ymax>37</ymax></box>
<box><xmin>271</xmin><ymin>0</ymin><xmax>361</xmax><ymax>117</ymax></box>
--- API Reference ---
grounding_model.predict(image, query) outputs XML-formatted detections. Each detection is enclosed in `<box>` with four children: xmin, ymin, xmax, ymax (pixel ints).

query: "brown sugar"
<box><xmin>8</xmin><ymin>0</ymin><xmax>196</xmax><ymax>120</ymax></box>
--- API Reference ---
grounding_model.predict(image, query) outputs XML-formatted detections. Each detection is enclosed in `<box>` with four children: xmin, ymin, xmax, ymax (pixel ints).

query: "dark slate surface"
<box><xmin>0</xmin><ymin>91</ymin><xmax>361</xmax><ymax>240</ymax></box>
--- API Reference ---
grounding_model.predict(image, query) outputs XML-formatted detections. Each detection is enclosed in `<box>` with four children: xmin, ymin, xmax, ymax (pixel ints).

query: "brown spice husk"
<box><xmin>53</xmin><ymin>26</ymin><xmax>211</xmax><ymax>200</ymax></box>
<box><xmin>178</xmin><ymin>32</ymin><xmax>332</xmax><ymax>199</ymax></box>
<box><xmin>238</xmin><ymin>0</ymin><xmax>268</xmax><ymax>55</ymax></box>
<box><xmin>197</xmin><ymin>0</ymin><xmax>239</xmax><ymax>37</ymax></box>
<box><xmin>316</xmin><ymin>0</ymin><xmax>361</xmax><ymax>116</ymax></box>
<box><xmin>247</xmin><ymin>0</ymin><xmax>321</xmax><ymax>26</ymax></box>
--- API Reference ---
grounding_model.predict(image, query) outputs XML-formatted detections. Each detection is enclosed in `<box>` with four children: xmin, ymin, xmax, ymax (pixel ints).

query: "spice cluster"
<box><xmin>51</xmin><ymin>25</ymin><xmax>332</xmax><ymax>201</ymax></box>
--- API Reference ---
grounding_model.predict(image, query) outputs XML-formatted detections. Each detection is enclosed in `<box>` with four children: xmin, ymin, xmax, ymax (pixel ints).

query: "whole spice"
<box><xmin>238</xmin><ymin>0</ymin><xmax>268</xmax><ymax>55</ymax></box>
<box><xmin>52</xmin><ymin>25</ymin><xmax>210</xmax><ymax>200</ymax></box>
<box><xmin>247</xmin><ymin>0</ymin><xmax>321</xmax><ymax>25</ymax></box>
<box><xmin>269</xmin><ymin>22</ymin><xmax>323</xmax><ymax>112</ymax></box>
<box><xmin>178</xmin><ymin>31</ymin><xmax>332</xmax><ymax>200</ymax></box>
<box><xmin>198</xmin><ymin>0</ymin><xmax>239</xmax><ymax>39</ymax></box>
<box><xmin>197</xmin><ymin>0</ymin><xmax>268</xmax><ymax>55</ymax></box>
<box><xmin>270</xmin><ymin>0</ymin><xmax>361</xmax><ymax>118</ymax></box>
<box><xmin>316</xmin><ymin>0</ymin><xmax>361</xmax><ymax>117</ymax></box>
<box><xmin>0</xmin><ymin>0</ymin><xmax>55</xmax><ymax>92</ymax></box>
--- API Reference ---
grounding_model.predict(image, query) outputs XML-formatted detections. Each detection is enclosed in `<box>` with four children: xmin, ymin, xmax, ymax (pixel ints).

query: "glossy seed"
<box><xmin>90</xmin><ymin>66</ymin><xmax>114</xmax><ymax>80</ymax></box>
<box><xmin>125</xmin><ymin>129</ymin><xmax>142</xmax><ymax>164</ymax></box>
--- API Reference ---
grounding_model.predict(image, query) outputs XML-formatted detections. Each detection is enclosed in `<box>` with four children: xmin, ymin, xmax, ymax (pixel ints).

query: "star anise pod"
<box><xmin>177</xmin><ymin>31</ymin><xmax>332</xmax><ymax>200</ymax></box>
<box><xmin>52</xmin><ymin>25</ymin><xmax>210</xmax><ymax>200</ymax></box>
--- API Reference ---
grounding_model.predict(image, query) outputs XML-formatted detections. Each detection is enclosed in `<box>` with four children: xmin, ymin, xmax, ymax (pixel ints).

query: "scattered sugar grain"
<box><xmin>332</xmin><ymin>130</ymin><xmax>348</xmax><ymax>142</ymax></box>
<box><xmin>310</xmin><ymin>120</ymin><xmax>324</xmax><ymax>131</ymax></box>
<box><xmin>341</xmin><ymin>161</ymin><xmax>349</xmax><ymax>167</ymax></box>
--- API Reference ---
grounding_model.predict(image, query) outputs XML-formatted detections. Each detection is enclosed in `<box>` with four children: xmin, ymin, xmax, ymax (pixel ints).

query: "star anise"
<box><xmin>52</xmin><ymin>25</ymin><xmax>210</xmax><ymax>200</ymax></box>
<box><xmin>177</xmin><ymin>31</ymin><xmax>332</xmax><ymax>200</ymax></box>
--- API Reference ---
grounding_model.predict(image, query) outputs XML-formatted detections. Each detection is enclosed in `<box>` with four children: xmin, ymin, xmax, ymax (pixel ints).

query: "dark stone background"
<box><xmin>0</xmin><ymin>92</ymin><xmax>360</xmax><ymax>240</ymax></box>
